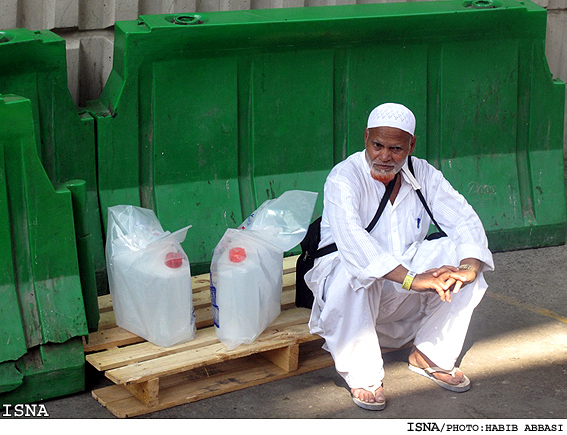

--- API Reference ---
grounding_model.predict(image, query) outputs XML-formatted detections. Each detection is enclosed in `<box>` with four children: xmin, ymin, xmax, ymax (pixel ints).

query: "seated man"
<box><xmin>305</xmin><ymin>103</ymin><xmax>494</xmax><ymax>411</ymax></box>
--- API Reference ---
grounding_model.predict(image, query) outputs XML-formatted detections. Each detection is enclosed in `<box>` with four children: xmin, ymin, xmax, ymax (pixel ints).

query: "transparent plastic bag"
<box><xmin>106</xmin><ymin>205</ymin><xmax>196</xmax><ymax>347</ymax></box>
<box><xmin>210</xmin><ymin>190</ymin><xmax>317</xmax><ymax>349</ymax></box>
<box><xmin>238</xmin><ymin>190</ymin><xmax>319</xmax><ymax>251</ymax></box>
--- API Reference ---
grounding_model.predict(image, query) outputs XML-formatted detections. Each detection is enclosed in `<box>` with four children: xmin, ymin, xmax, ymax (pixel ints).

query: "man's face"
<box><xmin>364</xmin><ymin>126</ymin><xmax>416</xmax><ymax>183</ymax></box>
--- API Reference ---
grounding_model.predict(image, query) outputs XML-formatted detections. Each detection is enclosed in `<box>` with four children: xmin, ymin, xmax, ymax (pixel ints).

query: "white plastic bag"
<box><xmin>106</xmin><ymin>205</ymin><xmax>196</xmax><ymax>347</ymax></box>
<box><xmin>238</xmin><ymin>190</ymin><xmax>319</xmax><ymax>251</ymax></box>
<box><xmin>210</xmin><ymin>190</ymin><xmax>317</xmax><ymax>349</ymax></box>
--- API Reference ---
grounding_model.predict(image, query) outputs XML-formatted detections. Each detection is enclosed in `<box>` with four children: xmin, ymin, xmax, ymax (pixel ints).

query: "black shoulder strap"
<box><xmin>407</xmin><ymin>156</ymin><xmax>446</xmax><ymax>236</ymax></box>
<box><xmin>365</xmin><ymin>171</ymin><xmax>398</xmax><ymax>232</ymax></box>
<box><xmin>313</xmin><ymin>171</ymin><xmax>399</xmax><ymax>259</ymax></box>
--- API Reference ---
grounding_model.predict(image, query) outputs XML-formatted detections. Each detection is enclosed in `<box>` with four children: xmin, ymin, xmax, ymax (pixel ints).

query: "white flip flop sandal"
<box><xmin>351</xmin><ymin>385</ymin><xmax>386</xmax><ymax>411</ymax></box>
<box><xmin>408</xmin><ymin>363</ymin><xmax>471</xmax><ymax>393</ymax></box>
<box><xmin>352</xmin><ymin>396</ymin><xmax>386</xmax><ymax>411</ymax></box>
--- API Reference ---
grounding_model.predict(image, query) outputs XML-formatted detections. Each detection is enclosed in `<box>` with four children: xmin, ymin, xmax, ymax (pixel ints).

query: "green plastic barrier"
<box><xmin>89</xmin><ymin>0</ymin><xmax>565</xmax><ymax>275</ymax></box>
<box><xmin>0</xmin><ymin>28</ymin><xmax>103</xmax><ymax>305</ymax></box>
<box><xmin>0</xmin><ymin>95</ymin><xmax>87</xmax><ymax>404</ymax></box>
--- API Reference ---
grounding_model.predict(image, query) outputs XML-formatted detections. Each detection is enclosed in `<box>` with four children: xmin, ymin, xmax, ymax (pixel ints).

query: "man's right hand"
<box><xmin>385</xmin><ymin>265</ymin><xmax>461</xmax><ymax>302</ymax></box>
<box><xmin>411</xmin><ymin>267</ymin><xmax>459</xmax><ymax>302</ymax></box>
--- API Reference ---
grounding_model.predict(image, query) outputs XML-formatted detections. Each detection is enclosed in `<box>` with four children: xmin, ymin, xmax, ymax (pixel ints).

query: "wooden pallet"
<box><xmin>84</xmin><ymin>255</ymin><xmax>334</xmax><ymax>418</ymax></box>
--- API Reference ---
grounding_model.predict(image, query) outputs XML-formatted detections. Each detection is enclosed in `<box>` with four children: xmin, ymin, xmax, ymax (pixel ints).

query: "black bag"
<box><xmin>294</xmin><ymin>216</ymin><xmax>332</xmax><ymax>308</ymax></box>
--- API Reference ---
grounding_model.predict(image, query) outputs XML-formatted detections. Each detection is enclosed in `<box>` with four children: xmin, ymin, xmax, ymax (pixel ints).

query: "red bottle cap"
<box><xmin>229</xmin><ymin>247</ymin><xmax>246</xmax><ymax>263</ymax></box>
<box><xmin>165</xmin><ymin>252</ymin><xmax>183</xmax><ymax>268</ymax></box>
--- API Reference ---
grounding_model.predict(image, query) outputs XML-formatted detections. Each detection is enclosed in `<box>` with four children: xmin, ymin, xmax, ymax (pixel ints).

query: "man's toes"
<box><xmin>451</xmin><ymin>369</ymin><xmax>466</xmax><ymax>384</ymax></box>
<box><xmin>352</xmin><ymin>388</ymin><xmax>376</xmax><ymax>402</ymax></box>
<box><xmin>436</xmin><ymin>369</ymin><xmax>465</xmax><ymax>385</ymax></box>
<box><xmin>374</xmin><ymin>386</ymin><xmax>386</xmax><ymax>402</ymax></box>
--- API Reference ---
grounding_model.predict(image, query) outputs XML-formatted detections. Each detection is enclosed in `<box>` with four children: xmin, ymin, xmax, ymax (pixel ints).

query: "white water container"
<box><xmin>210</xmin><ymin>230</ymin><xmax>282</xmax><ymax>349</ymax></box>
<box><xmin>106</xmin><ymin>205</ymin><xmax>196</xmax><ymax>347</ymax></box>
<box><xmin>110</xmin><ymin>243</ymin><xmax>196</xmax><ymax>347</ymax></box>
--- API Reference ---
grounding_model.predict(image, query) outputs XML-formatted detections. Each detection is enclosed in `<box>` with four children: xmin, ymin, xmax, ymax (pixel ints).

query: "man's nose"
<box><xmin>377</xmin><ymin>147</ymin><xmax>392</xmax><ymax>162</ymax></box>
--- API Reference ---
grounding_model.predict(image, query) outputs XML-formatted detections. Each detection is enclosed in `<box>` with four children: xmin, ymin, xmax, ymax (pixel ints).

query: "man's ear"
<box><xmin>364</xmin><ymin>128</ymin><xmax>369</xmax><ymax>141</ymax></box>
<box><xmin>409</xmin><ymin>136</ymin><xmax>416</xmax><ymax>155</ymax></box>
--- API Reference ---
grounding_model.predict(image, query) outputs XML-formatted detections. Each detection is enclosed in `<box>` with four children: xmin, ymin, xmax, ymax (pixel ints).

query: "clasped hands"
<box><xmin>411</xmin><ymin>259</ymin><xmax>480</xmax><ymax>302</ymax></box>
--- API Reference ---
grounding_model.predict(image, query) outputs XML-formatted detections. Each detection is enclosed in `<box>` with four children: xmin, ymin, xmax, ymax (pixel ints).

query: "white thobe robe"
<box><xmin>305</xmin><ymin>151</ymin><xmax>494</xmax><ymax>391</ymax></box>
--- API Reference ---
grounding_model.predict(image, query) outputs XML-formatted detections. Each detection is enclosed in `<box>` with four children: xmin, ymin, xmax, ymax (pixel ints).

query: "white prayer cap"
<box><xmin>367</xmin><ymin>103</ymin><xmax>416</xmax><ymax>136</ymax></box>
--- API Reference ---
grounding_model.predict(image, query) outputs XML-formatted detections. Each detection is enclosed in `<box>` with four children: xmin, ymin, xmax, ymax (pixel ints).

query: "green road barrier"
<box><xmin>0</xmin><ymin>95</ymin><xmax>87</xmax><ymax>404</ymax></box>
<box><xmin>88</xmin><ymin>0</ymin><xmax>565</xmax><ymax>274</ymax></box>
<box><xmin>0</xmin><ymin>28</ymin><xmax>104</xmax><ymax>294</ymax></box>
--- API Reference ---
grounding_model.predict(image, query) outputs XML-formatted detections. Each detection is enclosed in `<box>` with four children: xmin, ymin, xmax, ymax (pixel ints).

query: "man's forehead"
<box><xmin>367</xmin><ymin>126</ymin><xmax>413</xmax><ymax>143</ymax></box>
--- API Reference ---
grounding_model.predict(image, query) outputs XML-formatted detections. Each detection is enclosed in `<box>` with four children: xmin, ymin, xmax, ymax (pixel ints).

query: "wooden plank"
<box><xmin>192</xmin><ymin>288</ymin><xmax>211</xmax><ymax>309</ymax></box>
<box><xmin>87</xmin><ymin>328</ymin><xmax>219</xmax><ymax>372</ymax></box>
<box><xmin>98</xmin><ymin>308</ymin><xmax>315</xmax><ymax>382</ymax></box>
<box><xmin>97</xmin><ymin>294</ymin><xmax>113</xmax><ymax>313</ymax></box>
<box><xmin>190</xmin><ymin>274</ymin><xmax>210</xmax><ymax>292</ymax></box>
<box><xmin>262</xmin><ymin>344</ymin><xmax>299</xmax><ymax>372</ymax></box>
<box><xmin>85</xmin><ymin>287</ymin><xmax>303</xmax><ymax>353</ymax></box>
<box><xmin>123</xmin><ymin>378</ymin><xmax>160</xmax><ymax>406</ymax></box>
<box><xmin>106</xmin><ymin>322</ymin><xmax>315</xmax><ymax>386</ymax></box>
<box><xmin>194</xmin><ymin>305</ymin><xmax>213</xmax><ymax>329</ymax></box>
<box><xmin>283</xmin><ymin>255</ymin><xmax>298</xmax><ymax>273</ymax></box>
<box><xmin>83</xmin><ymin>326</ymin><xmax>143</xmax><ymax>353</ymax></box>
<box><xmin>92</xmin><ymin>340</ymin><xmax>332</xmax><ymax>418</ymax></box>
<box><xmin>87</xmin><ymin>308</ymin><xmax>311</xmax><ymax>372</ymax></box>
<box><xmin>97</xmin><ymin>310</ymin><xmax>117</xmax><ymax>330</ymax></box>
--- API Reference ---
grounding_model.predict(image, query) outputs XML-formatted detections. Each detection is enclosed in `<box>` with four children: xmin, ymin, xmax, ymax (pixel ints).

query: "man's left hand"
<box><xmin>428</xmin><ymin>259</ymin><xmax>481</xmax><ymax>302</ymax></box>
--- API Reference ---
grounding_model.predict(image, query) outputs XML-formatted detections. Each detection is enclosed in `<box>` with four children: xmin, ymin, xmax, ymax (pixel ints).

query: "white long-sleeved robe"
<box><xmin>305</xmin><ymin>151</ymin><xmax>494</xmax><ymax>391</ymax></box>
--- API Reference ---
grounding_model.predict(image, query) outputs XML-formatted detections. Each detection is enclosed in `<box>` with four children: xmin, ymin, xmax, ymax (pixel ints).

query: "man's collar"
<box><xmin>401</xmin><ymin>158</ymin><xmax>421</xmax><ymax>191</ymax></box>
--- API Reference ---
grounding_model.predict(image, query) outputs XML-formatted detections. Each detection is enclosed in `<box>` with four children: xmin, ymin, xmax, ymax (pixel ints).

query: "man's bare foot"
<box><xmin>408</xmin><ymin>347</ymin><xmax>470</xmax><ymax>392</ymax></box>
<box><xmin>351</xmin><ymin>386</ymin><xmax>386</xmax><ymax>410</ymax></box>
